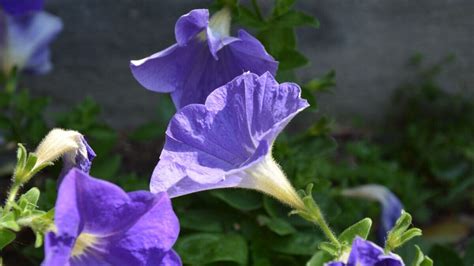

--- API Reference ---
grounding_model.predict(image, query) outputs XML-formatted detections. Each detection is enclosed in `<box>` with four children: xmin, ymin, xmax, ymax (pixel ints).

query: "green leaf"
<box><xmin>178</xmin><ymin>210</ymin><xmax>223</xmax><ymax>232</ymax></box>
<box><xmin>275</xmin><ymin>10</ymin><xmax>320</xmax><ymax>28</ymax></box>
<box><xmin>211</xmin><ymin>189</ymin><xmax>262</xmax><ymax>211</ymax></box>
<box><xmin>278</xmin><ymin>49</ymin><xmax>309</xmax><ymax>71</ymax></box>
<box><xmin>428</xmin><ymin>244</ymin><xmax>462</xmax><ymax>266</ymax></box>
<box><xmin>257</xmin><ymin>215</ymin><xmax>296</xmax><ymax>236</ymax></box>
<box><xmin>271</xmin><ymin>232</ymin><xmax>322</xmax><ymax>255</ymax></box>
<box><xmin>274</xmin><ymin>0</ymin><xmax>296</xmax><ymax>16</ymax></box>
<box><xmin>0</xmin><ymin>213</ymin><xmax>20</xmax><ymax>232</ymax></box>
<box><xmin>338</xmin><ymin>218</ymin><xmax>372</xmax><ymax>245</ymax></box>
<box><xmin>237</xmin><ymin>6</ymin><xmax>265</xmax><ymax>29</ymax></box>
<box><xmin>175</xmin><ymin>233</ymin><xmax>248</xmax><ymax>265</ymax></box>
<box><xmin>306</xmin><ymin>250</ymin><xmax>332</xmax><ymax>266</ymax></box>
<box><xmin>0</xmin><ymin>229</ymin><xmax>15</xmax><ymax>249</ymax></box>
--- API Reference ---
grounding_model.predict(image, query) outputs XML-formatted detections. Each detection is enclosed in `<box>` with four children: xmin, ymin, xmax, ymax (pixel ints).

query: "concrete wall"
<box><xmin>24</xmin><ymin>0</ymin><xmax>474</xmax><ymax>128</ymax></box>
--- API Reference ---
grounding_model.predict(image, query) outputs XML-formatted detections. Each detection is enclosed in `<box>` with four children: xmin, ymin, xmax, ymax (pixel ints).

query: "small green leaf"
<box><xmin>211</xmin><ymin>189</ymin><xmax>262</xmax><ymax>211</ymax></box>
<box><xmin>0</xmin><ymin>229</ymin><xmax>15</xmax><ymax>249</ymax></box>
<box><xmin>34</xmin><ymin>231</ymin><xmax>43</xmax><ymax>248</ymax></box>
<box><xmin>0</xmin><ymin>213</ymin><xmax>20</xmax><ymax>232</ymax></box>
<box><xmin>271</xmin><ymin>232</ymin><xmax>322</xmax><ymax>255</ymax></box>
<box><xmin>338</xmin><ymin>218</ymin><xmax>372</xmax><ymax>245</ymax></box>
<box><xmin>175</xmin><ymin>233</ymin><xmax>248</xmax><ymax>265</ymax></box>
<box><xmin>16</xmin><ymin>144</ymin><xmax>28</xmax><ymax>171</ymax></box>
<box><xmin>24</xmin><ymin>153</ymin><xmax>38</xmax><ymax>172</ymax></box>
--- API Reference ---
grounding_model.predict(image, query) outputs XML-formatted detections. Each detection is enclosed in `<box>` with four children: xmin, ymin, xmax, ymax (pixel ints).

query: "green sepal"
<box><xmin>385</xmin><ymin>210</ymin><xmax>422</xmax><ymax>252</ymax></box>
<box><xmin>412</xmin><ymin>245</ymin><xmax>433</xmax><ymax>266</ymax></box>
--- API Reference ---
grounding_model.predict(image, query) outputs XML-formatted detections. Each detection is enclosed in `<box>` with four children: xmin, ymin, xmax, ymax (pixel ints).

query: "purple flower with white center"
<box><xmin>150</xmin><ymin>72</ymin><xmax>308</xmax><ymax>209</ymax></box>
<box><xmin>0</xmin><ymin>0</ymin><xmax>62</xmax><ymax>75</ymax></box>
<box><xmin>130</xmin><ymin>8</ymin><xmax>278</xmax><ymax>109</ymax></box>
<box><xmin>325</xmin><ymin>237</ymin><xmax>404</xmax><ymax>266</ymax></box>
<box><xmin>341</xmin><ymin>184</ymin><xmax>404</xmax><ymax>243</ymax></box>
<box><xmin>43</xmin><ymin>169</ymin><xmax>181</xmax><ymax>266</ymax></box>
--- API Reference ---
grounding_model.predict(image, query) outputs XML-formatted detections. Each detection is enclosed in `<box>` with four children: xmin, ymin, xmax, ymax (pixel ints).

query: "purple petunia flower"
<box><xmin>150</xmin><ymin>72</ymin><xmax>308</xmax><ymax>209</ymax></box>
<box><xmin>43</xmin><ymin>169</ymin><xmax>181</xmax><ymax>266</ymax></box>
<box><xmin>325</xmin><ymin>237</ymin><xmax>404</xmax><ymax>266</ymax></box>
<box><xmin>0</xmin><ymin>0</ymin><xmax>62</xmax><ymax>75</ymax></box>
<box><xmin>130</xmin><ymin>8</ymin><xmax>278</xmax><ymax>109</ymax></box>
<box><xmin>341</xmin><ymin>185</ymin><xmax>404</xmax><ymax>244</ymax></box>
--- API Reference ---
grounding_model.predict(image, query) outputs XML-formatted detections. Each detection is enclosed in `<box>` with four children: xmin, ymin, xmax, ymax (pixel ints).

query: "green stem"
<box><xmin>4</xmin><ymin>182</ymin><xmax>21</xmax><ymax>213</ymax></box>
<box><xmin>308</xmin><ymin>204</ymin><xmax>339</xmax><ymax>246</ymax></box>
<box><xmin>251</xmin><ymin>0</ymin><xmax>263</xmax><ymax>21</ymax></box>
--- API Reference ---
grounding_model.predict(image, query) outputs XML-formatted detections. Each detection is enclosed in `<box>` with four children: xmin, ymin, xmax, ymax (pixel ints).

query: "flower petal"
<box><xmin>104</xmin><ymin>191</ymin><xmax>180</xmax><ymax>265</ymax></box>
<box><xmin>151</xmin><ymin>72</ymin><xmax>308</xmax><ymax>197</ymax></box>
<box><xmin>174</xmin><ymin>9</ymin><xmax>208</xmax><ymax>46</ymax></box>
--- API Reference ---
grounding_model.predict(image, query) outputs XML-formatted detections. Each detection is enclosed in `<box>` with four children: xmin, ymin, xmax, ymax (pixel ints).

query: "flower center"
<box><xmin>71</xmin><ymin>233</ymin><xmax>99</xmax><ymax>257</ymax></box>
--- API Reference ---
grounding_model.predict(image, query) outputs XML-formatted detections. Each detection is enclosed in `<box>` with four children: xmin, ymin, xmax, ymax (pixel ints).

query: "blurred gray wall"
<box><xmin>24</xmin><ymin>0</ymin><xmax>474</xmax><ymax>128</ymax></box>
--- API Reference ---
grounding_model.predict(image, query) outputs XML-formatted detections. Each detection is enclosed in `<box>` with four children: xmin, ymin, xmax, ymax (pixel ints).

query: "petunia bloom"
<box><xmin>341</xmin><ymin>184</ymin><xmax>403</xmax><ymax>243</ymax></box>
<box><xmin>43</xmin><ymin>169</ymin><xmax>181</xmax><ymax>266</ymax></box>
<box><xmin>325</xmin><ymin>237</ymin><xmax>404</xmax><ymax>266</ymax></box>
<box><xmin>130</xmin><ymin>8</ymin><xmax>278</xmax><ymax>109</ymax></box>
<box><xmin>150</xmin><ymin>72</ymin><xmax>308</xmax><ymax>210</ymax></box>
<box><xmin>0</xmin><ymin>0</ymin><xmax>62</xmax><ymax>75</ymax></box>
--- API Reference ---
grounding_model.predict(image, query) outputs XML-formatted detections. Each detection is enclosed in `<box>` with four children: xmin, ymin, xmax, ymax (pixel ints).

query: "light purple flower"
<box><xmin>341</xmin><ymin>184</ymin><xmax>403</xmax><ymax>243</ymax></box>
<box><xmin>150</xmin><ymin>72</ymin><xmax>308</xmax><ymax>209</ymax></box>
<box><xmin>0</xmin><ymin>0</ymin><xmax>62</xmax><ymax>75</ymax></box>
<box><xmin>325</xmin><ymin>237</ymin><xmax>404</xmax><ymax>266</ymax></box>
<box><xmin>43</xmin><ymin>169</ymin><xmax>181</xmax><ymax>266</ymax></box>
<box><xmin>130</xmin><ymin>8</ymin><xmax>278</xmax><ymax>109</ymax></box>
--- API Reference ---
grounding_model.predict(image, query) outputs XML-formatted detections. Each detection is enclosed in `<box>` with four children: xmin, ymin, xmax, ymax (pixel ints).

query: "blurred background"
<box><xmin>26</xmin><ymin>0</ymin><xmax>474</xmax><ymax>127</ymax></box>
<box><xmin>1</xmin><ymin>0</ymin><xmax>473</xmax><ymax>265</ymax></box>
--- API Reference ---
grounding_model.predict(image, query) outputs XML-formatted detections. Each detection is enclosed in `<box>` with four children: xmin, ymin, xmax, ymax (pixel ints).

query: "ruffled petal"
<box><xmin>0</xmin><ymin>0</ymin><xmax>44</xmax><ymax>16</ymax></box>
<box><xmin>174</xmin><ymin>9</ymin><xmax>208</xmax><ymax>46</ymax></box>
<box><xmin>2</xmin><ymin>11</ymin><xmax>62</xmax><ymax>74</ymax></box>
<box><xmin>151</xmin><ymin>72</ymin><xmax>308</xmax><ymax>197</ymax></box>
